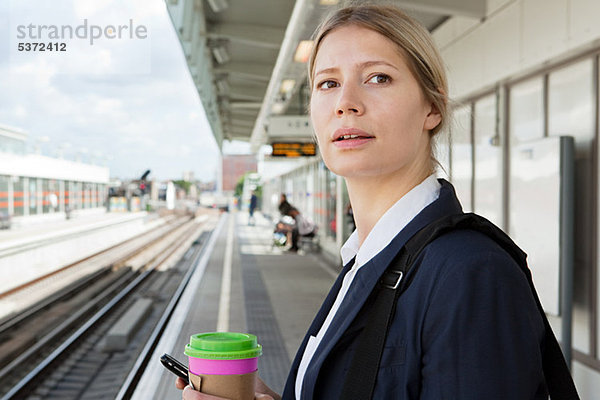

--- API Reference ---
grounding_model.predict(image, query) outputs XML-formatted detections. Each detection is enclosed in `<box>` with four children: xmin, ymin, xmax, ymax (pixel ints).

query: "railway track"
<box><xmin>0</xmin><ymin>213</ymin><xmax>154</xmax><ymax>259</ymax></box>
<box><xmin>0</xmin><ymin>214</ymin><xmax>184</xmax><ymax>319</ymax></box>
<box><xmin>0</xmin><ymin>211</ymin><xmax>220</xmax><ymax>399</ymax></box>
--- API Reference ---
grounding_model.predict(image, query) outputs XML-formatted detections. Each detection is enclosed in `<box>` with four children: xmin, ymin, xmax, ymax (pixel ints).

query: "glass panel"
<box><xmin>450</xmin><ymin>104</ymin><xmax>472</xmax><ymax>211</ymax></box>
<box><xmin>13</xmin><ymin>177</ymin><xmax>24</xmax><ymax>216</ymax></box>
<box><xmin>548</xmin><ymin>59</ymin><xmax>594</xmax><ymax>354</ymax></box>
<box><xmin>435</xmin><ymin>125</ymin><xmax>451</xmax><ymax>180</ymax></box>
<box><xmin>92</xmin><ymin>183</ymin><xmax>97</xmax><ymax>208</ymax></box>
<box><xmin>0</xmin><ymin>175</ymin><xmax>8</xmax><ymax>215</ymax></box>
<box><xmin>83</xmin><ymin>183</ymin><xmax>91</xmax><ymax>209</ymax></box>
<box><xmin>29</xmin><ymin>178</ymin><xmax>38</xmax><ymax>215</ymax></box>
<box><xmin>74</xmin><ymin>181</ymin><xmax>82</xmax><ymax>210</ymax></box>
<box><xmin>306</xmin><ymin>165</ymin><xmax>315</xmax><ymax>221</ymax></box>
<box><xmin>509</xmin><ymin>77</ymin><xmax>544</xmax><ymax>143</ymax></box>
<box><xmin>99</xmin><ymin>183</ymin><xmax>106</xmax><ymax>208</ymax></box>
<box><xmin>474</xmin><ymin>94</ymin><xmax>503</xmax><ymax>228</ymax></box>
<box><xmin>326</xmin><ymin>166</ymin><xmax>337</xmax><ymax>239</ymax></box>
<box><xmin>65</xmin><ymin>181</ymin><xmax>71</xmax><ymax>211</ymax></box>
<box><xmin>48</xmin><ymin>179</ymin><xmax>59</xmax><ymax>212</ymax></box>
<box><xmin>549</xmin><ymin>60</ymin><xmax>594</xmax><ymax>143</ymax></box>
<box><xmin>42</xmin><ymin>179</ymin><xmax>50</xmax><ymax>213</ymax></box>
<box><xmin>315</xmin><ymin>163</ymin><xmax>325</xmax><ymax>237</ymax></box>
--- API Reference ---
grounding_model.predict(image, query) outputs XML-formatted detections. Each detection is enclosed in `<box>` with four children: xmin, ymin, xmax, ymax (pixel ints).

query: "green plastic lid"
<box><xmin>184</xmin><ymin>332</ymin><xmax>262</xmax><ymax>360</ymax></box>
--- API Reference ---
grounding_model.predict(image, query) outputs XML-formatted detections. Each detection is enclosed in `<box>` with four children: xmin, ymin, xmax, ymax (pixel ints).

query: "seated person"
<box><xmin>278</xmin><ymin>194</ymin><xmax>292</xmax><ymax>216</ymax></box>
<box><xmin>287</xmin><ymin>208</ymin><xmax>317</xmax><ymax>252</ymax></box>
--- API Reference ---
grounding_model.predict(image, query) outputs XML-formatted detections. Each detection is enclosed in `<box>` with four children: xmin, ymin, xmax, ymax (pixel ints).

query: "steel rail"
<box><xmin>0</xmin><ymin>215</ymin><xmax>179</xmax><ymax>300</ymax></box>
<box><xmin>0</xmin><ymin>217</ymin><xmax>204</xmax><ymax>399</ymax></box>
<box><xmin>115</xmin><ymin>234</ymin><xmax>207</xmax><ymax>399</ymax></box>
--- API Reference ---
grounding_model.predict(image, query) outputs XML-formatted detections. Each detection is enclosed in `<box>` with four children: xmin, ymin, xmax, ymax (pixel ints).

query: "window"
<box><xmin>13</xmin><ymin>177</ymin><xmax>24</xmax><ymax>216</ymax></box>
<box><xmin>29</xmin><ymin>178</ymin><xmax>38</xmax><ymax>215</ymax></box>
<box><xmin>509</xmin><ymin>77</ymin><xmax>544</xmax><ymax>143</ymax></box>
<box><xmin>450</xmin><ymin>104</ymin><xmax>473</xmax><ymax>211</ymax></box>
<box><xmin>548</xmin><ymin>59</ymin><xmax>595</xmax><ymax>354</ymax></box>
<box><xmin>0</xmin><ymin>175</ymin><xmax>9</xmax><ymax>215</ymax></box>
<box><xmin>474</xmin><ymin>94</ymin><xmax>503</xmax><ymax>228</ymax></box>
<box><xmin>548</xmin><ymin>60</ymin><xmax>594</xmax><ymax>143</ymax></box>
<box><xmin>42</xmin><ymin>179</ymin><xmax>50</xmax><ymax>213</ymax></box>
<box><xmin>326</xmin><ymin>166</ymin><xmax>337</xmax><ymax>239</ymax></box>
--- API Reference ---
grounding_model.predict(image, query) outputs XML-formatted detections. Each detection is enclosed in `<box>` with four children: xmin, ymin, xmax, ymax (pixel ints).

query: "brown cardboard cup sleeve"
<box><xmin>188</xmin><ymin>370</ymin><xmax>257</xmax><ymax>400</ymax></box>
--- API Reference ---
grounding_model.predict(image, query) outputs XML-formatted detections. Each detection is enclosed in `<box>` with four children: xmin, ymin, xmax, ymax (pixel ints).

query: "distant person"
<box><xmin>278</xmin><ymin>193</ymin><xmax>292</xmax><ymax>216</ymax></box>
<box><xmin>275</xmin><ymin>197</ymin><xmax>317</xmax><ymax>252</ymax></box>
<box><xmin>48</xmin><ymin>193</ymin><xmax>58</xmax><ymax>212</ymax></box>
<box><xmin>345</xmin><ymin>202</ymin><xmax>355</xmax><ymax>233</ymax></box>
<box><xmin>286</xmin><ymin>207</ymin><xmax>316</xmax><ymax>253</ymax></box>
<box><xmin>248</xmin><ymin>191</ymin><xmax>258</xmax><ymax>225</ymax></box>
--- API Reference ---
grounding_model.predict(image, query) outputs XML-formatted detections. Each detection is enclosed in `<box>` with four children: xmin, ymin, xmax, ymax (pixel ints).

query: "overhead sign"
<box><xmin>271</xmin><ymin>142</ymin><xmax>317</xmax><ymax>157</ymax></box>
<box><xmin>269</xmin><ymin>115</ymin><xmax>313</xmax><ymax>137</ymax></box>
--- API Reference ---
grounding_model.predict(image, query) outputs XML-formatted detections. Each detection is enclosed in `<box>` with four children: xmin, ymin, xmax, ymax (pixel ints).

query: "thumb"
<box><xmin>254</xmin><ymin>394</ymin><xmax>274</xmax><ymax>400</ymax></box>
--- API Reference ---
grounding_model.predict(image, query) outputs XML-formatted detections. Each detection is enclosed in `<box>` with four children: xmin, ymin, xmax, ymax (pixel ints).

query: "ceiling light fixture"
<box><xmin>206</xmin><ymin>0</ymin><xmax>229</xmax><ymax>13</ymax></box>
<box><xmin>215</xmin><ymin>80</ymin><xmax>229</xmax><ymax>93</ymax></box>
<box><xmin>294</xmin><ymin>40</ymin><xmax>313</xmax><ymax>63</ymax></box>
<box><xmin>211</xmin><ymin>45</ymin><xmax>230</xmax><ymax>64</ymax></box>
<box><xmin>319</xmin><ymin>0</ymin><xmax>339</xmax><ymax>4</ymax></box>
<box><xmin>271</xmin><ymin>102</ymin><xmax>285</xmax><ymax>114</ymax></box>
<box><xmin>280</xmin><ymin>79</ymin><xmax>295</xmax><ymax>94</ymax></box>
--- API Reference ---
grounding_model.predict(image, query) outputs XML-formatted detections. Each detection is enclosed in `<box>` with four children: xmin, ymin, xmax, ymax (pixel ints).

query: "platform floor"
<box><xmin>134</xmin><ymin>210</ymin><xmax>341</xmax><ymax>399</ymax></box>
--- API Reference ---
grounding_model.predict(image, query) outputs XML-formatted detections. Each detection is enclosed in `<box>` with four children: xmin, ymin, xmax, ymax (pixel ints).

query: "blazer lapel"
<box><xmin>301</xmin><ymin>233</ymin><xmax>410</xmax><ymax>399</ymax></box>
<box><xmin>282</xmin><ymin>257</ymin><xmax>355</xmax><ymax>399</ymax></box>
<box><xmin>301</xmin><ymin>179</ymin><xmax>463</xmax><ymax>400</ymax></box>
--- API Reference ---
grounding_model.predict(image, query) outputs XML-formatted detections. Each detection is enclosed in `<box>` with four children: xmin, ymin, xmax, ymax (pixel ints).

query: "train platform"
<box><xmin>132</xmin><ymin>210</ymin><xmax>342</xmax><ymax>399</ymax></box>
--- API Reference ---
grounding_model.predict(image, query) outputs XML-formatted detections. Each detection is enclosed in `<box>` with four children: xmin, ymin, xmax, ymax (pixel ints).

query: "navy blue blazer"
<box><xmin>282</xmin><ymin>180</ymin><xmax>547</xmax><ymax>399</ymax></box>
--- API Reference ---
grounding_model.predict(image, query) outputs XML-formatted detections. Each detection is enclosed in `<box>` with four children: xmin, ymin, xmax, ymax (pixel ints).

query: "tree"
<box><xmin>173</xmin><ymin>180</ymin><xmax>192</xmax><ymax>194</ymax></box>
<box><xmin>235</xmin><ymin>175</ymin><xmax>245</xmax><ymax>198</ymax></box>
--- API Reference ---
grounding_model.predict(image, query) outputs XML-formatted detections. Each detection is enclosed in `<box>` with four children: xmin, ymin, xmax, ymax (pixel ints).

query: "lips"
<box><xmin>332</xmin><ymin>128</ymin><xmax>374</xmax><ymax>142</ymax></box>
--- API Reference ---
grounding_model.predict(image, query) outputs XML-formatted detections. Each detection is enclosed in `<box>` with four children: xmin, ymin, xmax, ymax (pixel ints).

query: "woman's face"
<box><xmin>310</xmin><ymin>25</ymin><xmax>441</xmax><ymax>181</ymax></box>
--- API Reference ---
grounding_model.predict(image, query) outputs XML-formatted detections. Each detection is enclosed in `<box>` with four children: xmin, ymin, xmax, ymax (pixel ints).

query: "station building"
<box><xmin>0</xmin><ymin>124</ymin><xmax>109</xmax><ymax>226</ymax></box>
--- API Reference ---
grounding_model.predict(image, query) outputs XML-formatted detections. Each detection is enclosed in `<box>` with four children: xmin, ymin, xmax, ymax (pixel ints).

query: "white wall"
<box><xmin>434</xmin><ymin>0</ymin><xmax>600</xmax><ymax>99</ymax></box>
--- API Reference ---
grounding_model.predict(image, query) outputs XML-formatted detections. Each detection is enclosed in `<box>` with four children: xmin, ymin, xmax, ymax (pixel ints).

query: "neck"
<box><xmin>347</xmin><ymin>168</ymin><xmax>431</xmax><ymax>247</ymax></box>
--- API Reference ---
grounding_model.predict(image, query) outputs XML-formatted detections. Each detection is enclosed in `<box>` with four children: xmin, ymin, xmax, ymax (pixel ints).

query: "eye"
<box><xmin>317</xmin><ymin>80</ymin><xmax>339</xmax><ymax>90</ymax></box>
<box><xmin>367</xmin><ymin>74</ymin><xmax>391</xmax><ymax>84</ymax></box>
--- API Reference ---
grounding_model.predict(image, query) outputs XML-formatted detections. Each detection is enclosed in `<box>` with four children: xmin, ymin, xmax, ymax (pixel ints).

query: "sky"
<box><xmin>0</xmin><ymin>0</ymin><xmax>246</xmax><ymax>182</ymax></box>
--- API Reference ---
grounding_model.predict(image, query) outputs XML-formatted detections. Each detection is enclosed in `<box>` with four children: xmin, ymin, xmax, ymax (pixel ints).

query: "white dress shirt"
<box><xmin>295</xmin><ymin>175</ymin><xmax>441</xmax><ymax>400</ymax></box>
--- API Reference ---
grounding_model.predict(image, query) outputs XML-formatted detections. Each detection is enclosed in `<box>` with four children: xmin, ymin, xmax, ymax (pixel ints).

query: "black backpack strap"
<box><xmin>340</xmin><ymin>213</ymin><xmax>579</xmax><ymax>400</ymax></box>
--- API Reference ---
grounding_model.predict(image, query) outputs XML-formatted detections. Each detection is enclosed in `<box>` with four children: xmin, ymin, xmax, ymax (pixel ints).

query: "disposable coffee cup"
<box><xmin>184</xmin><ymin>332</ymin><xmax>262</xmax><ymax>400</ymax></box>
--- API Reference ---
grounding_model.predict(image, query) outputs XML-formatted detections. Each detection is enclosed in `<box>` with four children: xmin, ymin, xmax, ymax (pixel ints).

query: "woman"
<box><xmin>177</xmin><ymin>4</ymin><xmax>547</xmax><ymax>399</ymax></box>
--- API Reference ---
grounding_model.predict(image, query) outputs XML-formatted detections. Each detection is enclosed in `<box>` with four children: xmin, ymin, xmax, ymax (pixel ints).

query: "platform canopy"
<box><xmin>166</xmin><ymin>0</ymin><xmax>486</xmax><ymax>152</ymax></box>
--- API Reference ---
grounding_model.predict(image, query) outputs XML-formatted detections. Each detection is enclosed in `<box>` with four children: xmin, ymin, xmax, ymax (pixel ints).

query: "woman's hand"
<box><xmin>176</xmin><ymin>377</ymin><xmax>224</xmax><ymax>399</ymax></box>
<box><xmin>175</xmin><ymin>377</ymin><xmax>278</xmax><ymax>400</ymax></box>
<box><xmin>255</xmin><ymin>377</ymin><xmax>281</xmax><ymax>400</ymax></box>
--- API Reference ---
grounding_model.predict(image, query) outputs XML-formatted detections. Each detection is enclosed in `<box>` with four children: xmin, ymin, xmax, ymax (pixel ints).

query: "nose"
<box><xmin>336</xmin><ymin>84</ymin><xmax>364</xmax><ymax>116</ymax></box>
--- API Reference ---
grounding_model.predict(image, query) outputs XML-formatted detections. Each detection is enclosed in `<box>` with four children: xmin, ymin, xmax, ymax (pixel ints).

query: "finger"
<box><xmin>255</xmin><ymin>377</ymin><xmax>281</xmax><ymax>400</ymax></box>
<box><xmin>175</xmin><ymin>377</ymin><xmax>187</xmax><ymax>390</ymax></box>
<box><xmin>254</xmin><ymin>394</ymin><xmax>274</xmax><ymax>400</ymax></box>
<box><xmin>182</xmin><ymin>385</ymin><xmax>230</xmax><ymax>399</ymax></box>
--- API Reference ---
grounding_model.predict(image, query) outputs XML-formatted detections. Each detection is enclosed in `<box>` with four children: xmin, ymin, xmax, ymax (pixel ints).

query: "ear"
<box><xmin>423</xmin><ymin>103</ymin><xmax>442</xmax><ymax>131</ymax></box>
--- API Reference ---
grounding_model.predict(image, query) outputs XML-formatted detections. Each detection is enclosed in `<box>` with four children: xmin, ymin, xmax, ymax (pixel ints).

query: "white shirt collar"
<box><xmin>340</xmin><ymin>175</ymin><xmax>441</xmax><ymax>268</ymax></box>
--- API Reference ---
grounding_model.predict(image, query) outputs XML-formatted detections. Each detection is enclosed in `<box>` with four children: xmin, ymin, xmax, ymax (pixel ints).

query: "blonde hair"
<box><xmin>308</xmin><ymin>3</ymin><xmax>449</xmax><ymax>137</ymax></box>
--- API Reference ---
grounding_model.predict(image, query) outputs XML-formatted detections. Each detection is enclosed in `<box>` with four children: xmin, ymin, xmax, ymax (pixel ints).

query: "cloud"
<box><xmin>0</xmin><ymin>0</ymin><xmax>220</xmax><ymax>182</ymax></box>
<box><xmin>73</xmin><ymin>0</ymin><xmax>116</xmax><ymax>19</ymax></box>
<box><xmin>14</xmin><ymin>105</ymin><xmax>27</xmax><ymax>118</ymax></box>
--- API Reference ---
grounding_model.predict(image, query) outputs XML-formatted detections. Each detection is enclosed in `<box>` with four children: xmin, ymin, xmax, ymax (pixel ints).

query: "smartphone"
<box><xmin>160</xmin><ymin>353</ymin><xmax>189</xmax><ymax>382</ymax></box>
